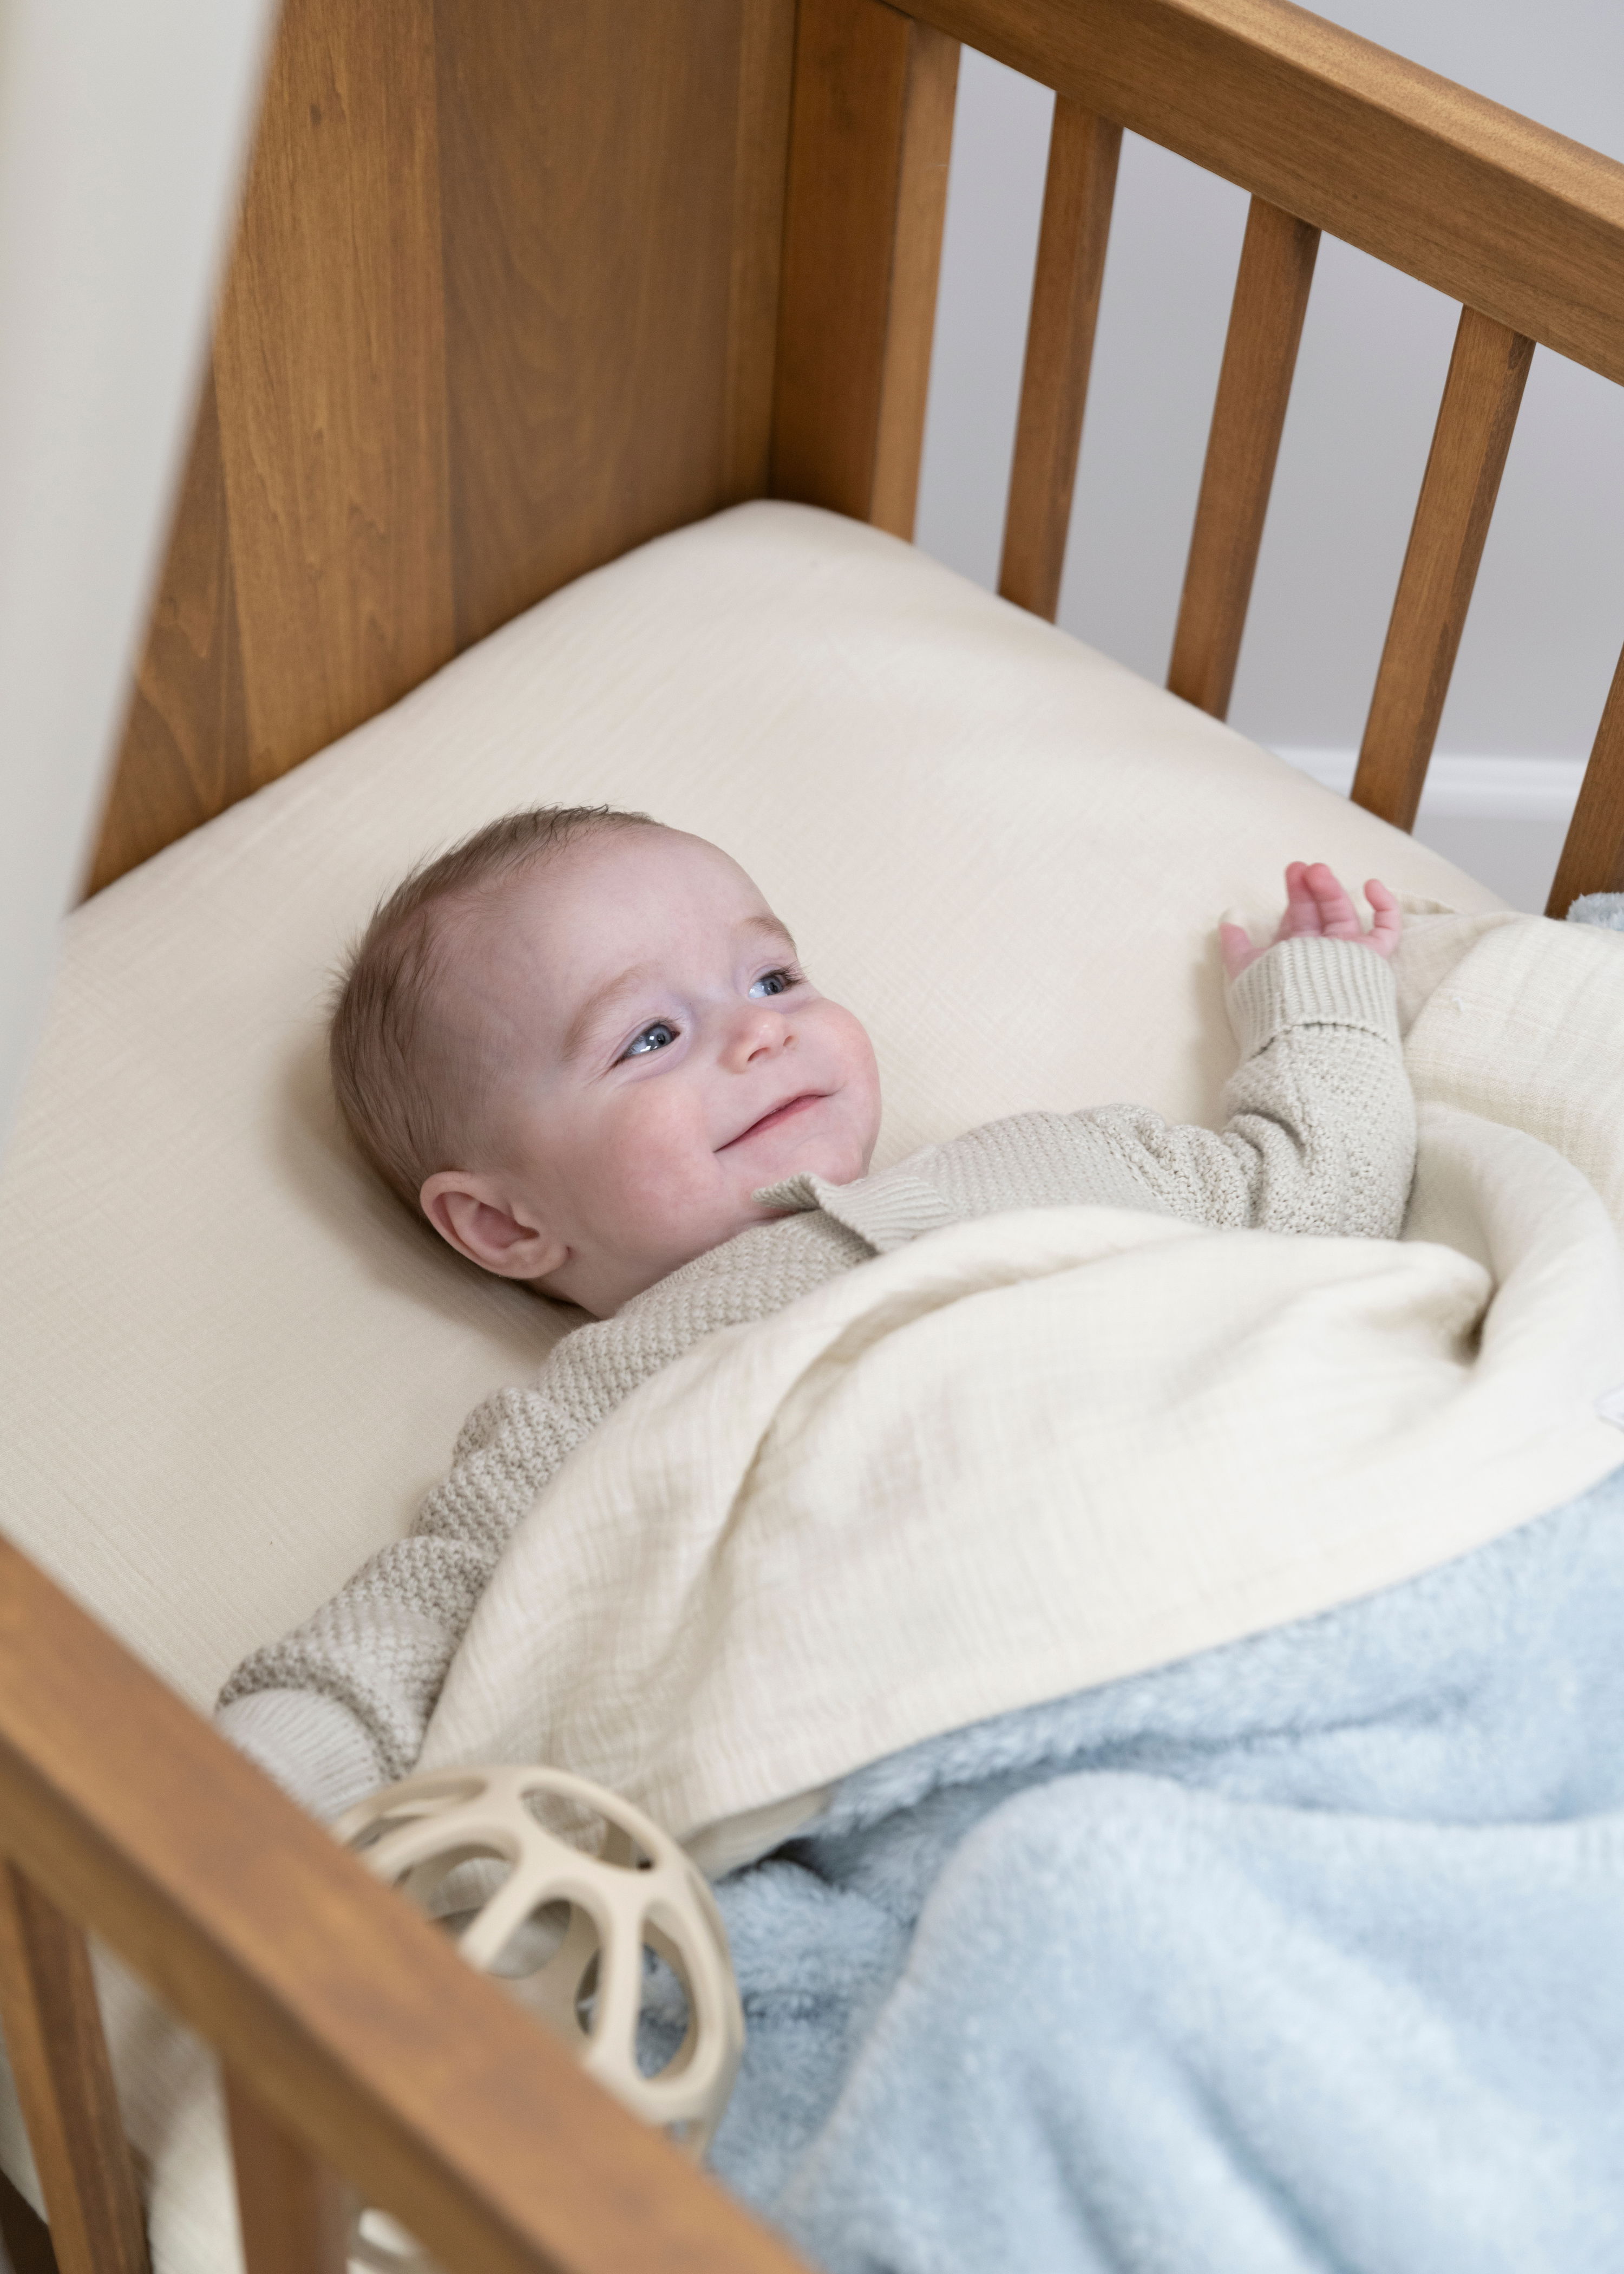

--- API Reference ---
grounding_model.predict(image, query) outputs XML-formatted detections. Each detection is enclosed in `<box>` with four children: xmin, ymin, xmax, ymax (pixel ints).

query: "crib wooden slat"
<box><xmin>998</xmin><ymin>104</ymin><xmax>1121</xmax><ymax>622</ymax></box>
<box><xmin>1352</xmin><ymin>307</ymin><xmax>1533</xmax><ymax>832</ymax></box>
<box><xmin>0</xmin><ymin>1534</ymin><xmax>807</xmax><ymax>2274</ymax></box>
<box><xmin>1547</xmin><ymin>642</ymin><xmax>1624</xmax><ymax>913</ymax></box>
<box><xmin>772</xmin><ymin>0</ymin><xmax>959</xmax><ymax>535</ymax></box>
<box><xmin>870</xmin><ymin>15</ymin><xmax>961</xmax><ymax>538</ymax></box>
<box><xmin>1167</xmin><ymin>198</ymin><xmax>1319</xmax><ymax>718</ymax></box>
<box><xmin>225</xmin><ymin>2075</ymin><xmax>350</xmax><ymax>2274</ymax></box>
<box><xmin>0</xmin><ymin>1863</ymin><xmax>148</xmax><ymax>2274</ymax></box>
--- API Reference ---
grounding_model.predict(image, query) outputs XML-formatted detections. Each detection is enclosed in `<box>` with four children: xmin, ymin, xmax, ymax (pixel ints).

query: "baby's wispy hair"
<box><xmin>330</xmin><ymin>804</ymin><xmax>656</xmax><ymax>1212</ymax></box>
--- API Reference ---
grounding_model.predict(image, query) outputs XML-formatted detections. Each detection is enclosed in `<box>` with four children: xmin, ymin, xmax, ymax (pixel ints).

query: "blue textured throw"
<box><xmin>1568</xmin><ymin>892</ymin><xmax>1624</xmax><ymax>931</ymax></box>
<box><xmin>679</xmin><ymin>1467</ymin><xmax>1624</xmax><ymax>2272</ymax></box>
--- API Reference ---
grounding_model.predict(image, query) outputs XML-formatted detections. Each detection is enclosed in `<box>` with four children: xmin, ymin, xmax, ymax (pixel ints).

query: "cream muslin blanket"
<box><xmin>421</xmin><ymin>918</ymin><xmax>1624</xmax><ymax>1871</ymax></box>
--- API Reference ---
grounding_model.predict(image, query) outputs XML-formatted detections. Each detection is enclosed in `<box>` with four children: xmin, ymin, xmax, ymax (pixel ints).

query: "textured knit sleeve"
<box><xmin>215</xmin><ymin>1210</ymin><xmax>866</xmax><ymax>1820</ymax></box>
<box><xmin>921</xmin><ymin>936</ymin><xmax>1415</xmax><ymax>1240</ymax></box>
<box><xmin>1096</xmin><ymin>935</ymin><xmax>1415</xmax><ymax>1236</ymax></box>
<box><xmin>215</xmin><ymin>1378</ymin><xmax>599</xmax><ymax>1818</ymax></box>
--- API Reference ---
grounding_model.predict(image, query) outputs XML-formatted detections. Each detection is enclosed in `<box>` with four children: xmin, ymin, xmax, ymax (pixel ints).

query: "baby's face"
<box><xmin>421</xmin><ymin>828</ymin><xmax>882</xmax><ymax>1315</ymax></box>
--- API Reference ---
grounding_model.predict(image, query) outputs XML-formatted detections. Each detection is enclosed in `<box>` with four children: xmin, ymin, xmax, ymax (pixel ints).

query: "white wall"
<box><xmin>915</xmin><ymin>1</ymin><xmax>1624</xmax><ymax>909</ymax></box>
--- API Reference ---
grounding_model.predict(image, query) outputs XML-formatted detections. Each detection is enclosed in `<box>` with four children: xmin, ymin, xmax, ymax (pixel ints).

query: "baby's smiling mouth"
<box><xmin>717</xmin><ymin>1092</ymin><xmax>829</xmax><ymax>1152</ymax></box>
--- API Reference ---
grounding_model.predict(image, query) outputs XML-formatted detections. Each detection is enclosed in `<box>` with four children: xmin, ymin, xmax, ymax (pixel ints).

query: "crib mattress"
<box><xmin>0</xmin><ymin>500</ymin><xmax>1501</xmax><ymax>1711</ymax></box>
<box><xmin>0</xmin><ymin>500</ymin><xmax>1507</xmax><ymax>2258</ymax></box>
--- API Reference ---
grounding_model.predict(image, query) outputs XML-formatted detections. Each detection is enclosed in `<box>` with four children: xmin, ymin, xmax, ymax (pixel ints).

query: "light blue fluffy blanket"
<box><xmin>672</xmin><ymin>1464</ymin><xmax>1624</xmax><ymax>2272</ymax></box>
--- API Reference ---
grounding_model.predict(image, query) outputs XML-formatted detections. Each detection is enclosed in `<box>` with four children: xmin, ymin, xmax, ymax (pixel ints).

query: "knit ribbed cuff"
<box><xmin>754</xmin><ymin>1165</ymin><xmax>959</xmax><ymax>1254</ymax></box>
<box><xmin>1226</xmin><ymin>935</ymin><xmax>1401</xmax><ymax>1058</ymax></box>
<box><xmin>217</xmin><ymin>1688</ymin><xmax>388</xmax><ymax>1824</ymax></box>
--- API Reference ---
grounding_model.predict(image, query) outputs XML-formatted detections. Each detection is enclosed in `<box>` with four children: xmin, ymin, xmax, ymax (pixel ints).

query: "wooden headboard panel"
<box><xmin>91</xmin><ymin>0</ymin><xmax>796</xmax><ymax>893</ymax></box>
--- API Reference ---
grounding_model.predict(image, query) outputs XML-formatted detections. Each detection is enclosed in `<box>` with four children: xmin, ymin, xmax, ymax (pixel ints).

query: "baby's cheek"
<box><xmin>604</xmin><ymin>1089</ymin><xmax>717</xmax><ymax>1227</ymax></box>
<box><xmin>823</xmin><ymin>1003</ymin><xmax>883</xmax><ymax>1132</ymax></box>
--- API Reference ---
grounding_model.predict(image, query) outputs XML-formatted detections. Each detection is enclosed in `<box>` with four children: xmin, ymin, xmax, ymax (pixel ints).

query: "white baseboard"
<box><xmin>1274</xmin><ymin>748</ymin><xmax>1583</xmax><ymax>824</ymax></box>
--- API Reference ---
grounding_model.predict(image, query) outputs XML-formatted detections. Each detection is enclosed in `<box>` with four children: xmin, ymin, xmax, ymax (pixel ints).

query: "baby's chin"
<box><xmin>740</xmin><ymin>1129</ymin><xmax>875</xmax><ymax>1206</ymax></box>
<box><xmin>581</xmin><ymin>1129</ymin><xmax>880</xmax><ymax>1313</ymax></box>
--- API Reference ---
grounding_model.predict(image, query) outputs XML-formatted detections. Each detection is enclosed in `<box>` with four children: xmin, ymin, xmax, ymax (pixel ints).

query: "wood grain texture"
<box><xmin>998</xmin><ymin>103</ymin><xmax>1121</xmax><ymax>621</ymax></box>
<box><xmin>225</xmin><ymin>2076</ymin><xmax>350</xmax><ymax>2274</ymax></box>
<box><xmin>1352</xmin><ymin>307</ymin><xmax>1532</xmax><ymax>832</ymax></box>
<box><xmin>96</xmin><ymin>0</ymin><xmax>789</xmax><ymax>891</ymax></box>
<box><xmin>1547</xmin><ymin>642</ymin><xmax>1624</xmax><ymax>913</ymax></box>
<box><xmin>910</xmin><ymin>0</ymin><xmax>1624</xmax><ymax>385</ymax></box>
<box><xmin>436</xmin><ymin>0</ymin><xmax>757</xmax><ymax>651</ymax></box>
<box><xmin>0</xmin><ymin>1866</ymin><xmax>147</xmax><ymax>2274</ymax></box>
<box><xmin>1167</xmin><ymin>197</ymin><xmax>1319</xmax><ymax>718</ymax></box>
<box><xmin>213</xmin><ymin>0</ymin><xmax>454</xmax><ymax>789</ymax></box>
<box><xmin>869</xmin><ymin>21</ymin><xmax>960</xmax><ymax>535</ymax></box>
<box><xmin>725</xmin><ymin>1</ymin><xmax>800</xmax><ymax>502</ymax></box>
<box><xmin>0</xmin><ymin>1535</ymin><xmax>808</xmax><ymax>2274</ymax></box>
<box><xmin>771</xmin><ymin>0</ymin><xmax>959</xmax><ymax>535</ymax></box>
<box><xmin>90</xmin><ymin>369</ymin><xmax>251</xmax><ymax>895</ymax></box>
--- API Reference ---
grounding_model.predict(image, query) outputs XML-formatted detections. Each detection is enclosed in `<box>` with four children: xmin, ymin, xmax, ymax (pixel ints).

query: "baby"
<box><xmin>218</xmin><ymin>805</ymin><xmax>1409</xmax><ymax>1819</ymax></box>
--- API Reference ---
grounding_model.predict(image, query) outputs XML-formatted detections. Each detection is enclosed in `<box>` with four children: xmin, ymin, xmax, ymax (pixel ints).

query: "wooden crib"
<box><xmin>8</xmin><ymin>0</ymin><xmax>1624</xmax><ymax>2266</ymax></box>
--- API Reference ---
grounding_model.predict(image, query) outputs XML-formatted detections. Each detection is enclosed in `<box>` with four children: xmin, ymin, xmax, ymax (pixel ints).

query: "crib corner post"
<box><xmin>770</xmin><ymin>0</ymin><xmax>959</xmax><ymax>538</ymax></box>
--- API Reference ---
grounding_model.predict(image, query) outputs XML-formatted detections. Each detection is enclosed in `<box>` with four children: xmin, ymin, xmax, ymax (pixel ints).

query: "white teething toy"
<box><xmin>334</xmin><ymin>1763</ymin><xmax>744</xmax><ymax>2272</ymax></box>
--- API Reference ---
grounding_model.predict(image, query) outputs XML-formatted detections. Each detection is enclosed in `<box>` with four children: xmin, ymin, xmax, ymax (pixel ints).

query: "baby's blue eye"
<box><xmin>623</xmin><ymin>1021</ymin><xmax>677</xmax><ymax>1059</ymax></box>
<box><xmin>750</xmin><ymin>968</ymin><xmax>795</xmax><ymax>999</ymax></box>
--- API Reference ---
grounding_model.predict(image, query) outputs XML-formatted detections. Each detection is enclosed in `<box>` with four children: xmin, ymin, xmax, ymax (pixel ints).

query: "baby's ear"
<box><xmin>420</xmin><ymin>1172</ymin><xmax>568</xmax><ymax>1281</ymax></box>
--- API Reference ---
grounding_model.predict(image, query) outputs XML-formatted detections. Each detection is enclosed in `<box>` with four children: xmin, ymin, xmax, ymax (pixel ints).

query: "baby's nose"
<box><xmin>730</xmin><ymin>1003</ymin><xmax>788</xmax><ymax>1063</ymax></box>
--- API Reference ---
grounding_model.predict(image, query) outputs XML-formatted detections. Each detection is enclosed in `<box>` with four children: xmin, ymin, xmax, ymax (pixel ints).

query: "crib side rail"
<box><xmin>0</xmin><ymin>1535</ymin><xmax>807</xmax><ymax>2274</ymax></box>
<box><xmin>779</xmin><ymin>0</ymin><xmax>1624</xmax><ymax>909</ymax></box>
<box><xmin>911</xmin><ymin>0</ymin><xmax>1624</xmax><ymax>381</ymax></box>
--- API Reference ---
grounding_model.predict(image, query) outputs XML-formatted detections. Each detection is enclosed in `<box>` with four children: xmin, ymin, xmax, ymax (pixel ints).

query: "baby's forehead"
<box><xmin>437</xmin><ymin>828</ymin><xmax>788</xmax><ymax>1021</ymax></box>
<box><xmin>490</xmin><ymin>826</ymin><xmax>776</xmax><ymax>939</ymax></box>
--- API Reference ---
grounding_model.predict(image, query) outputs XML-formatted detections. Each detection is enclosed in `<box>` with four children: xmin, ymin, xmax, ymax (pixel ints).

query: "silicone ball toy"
<box><xmin>334</xmin><ymin>1762</ymin><xmax>745</xmax><ymax>2270</ymax></box>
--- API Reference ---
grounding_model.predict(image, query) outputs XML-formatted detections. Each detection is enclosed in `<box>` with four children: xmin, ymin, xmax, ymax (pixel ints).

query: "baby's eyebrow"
<box><xmin>742</xmin><ymin>913</ymin><xmax>797</xmax><ymax>952</ymax></box>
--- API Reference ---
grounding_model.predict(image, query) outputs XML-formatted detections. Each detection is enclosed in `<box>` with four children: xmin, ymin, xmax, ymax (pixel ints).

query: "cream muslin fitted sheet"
<box><xmin>0</xmin><ymin>500</ymin><xmax>1517</xmax><ymax>2264</ymax></box>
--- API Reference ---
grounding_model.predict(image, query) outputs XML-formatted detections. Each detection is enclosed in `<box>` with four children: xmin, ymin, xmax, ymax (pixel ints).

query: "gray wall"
<box><xmin>914</xmin><ymin>2</ymin><xmax>1624</xmax><ymax>906</ymax></box>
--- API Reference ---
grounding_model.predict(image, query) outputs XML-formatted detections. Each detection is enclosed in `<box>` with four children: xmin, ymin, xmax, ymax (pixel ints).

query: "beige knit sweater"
<box><xmin>218</xmin><ymin>936</ymin><xmax>1411</xmax><ymax>1820</ymax></box>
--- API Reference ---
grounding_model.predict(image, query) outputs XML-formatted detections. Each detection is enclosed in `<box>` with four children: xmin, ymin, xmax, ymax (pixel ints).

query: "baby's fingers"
<box><xmin>1303</xmin><ymin>862</ymin><xmax>1365</xmax><ymax>940</ymax></box>
<box><xmin>1276</xmin><ymin>860</ymin><xmax>1324</xmax><ymax>940</ymax></box>
<box><xmin>1364</xmin><ymin>877</ymin><xmax>1403</xmax><ymax>959</ymax></box>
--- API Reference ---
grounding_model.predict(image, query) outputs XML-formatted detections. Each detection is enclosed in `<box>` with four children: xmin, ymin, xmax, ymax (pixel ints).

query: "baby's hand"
<box><xmin>1219</xmin><ymin>862</ymin><xmax>1402</xmax><ymax>980</ymax></box>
